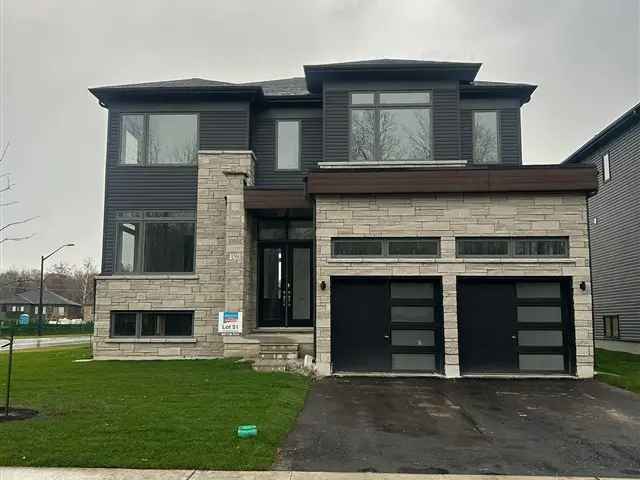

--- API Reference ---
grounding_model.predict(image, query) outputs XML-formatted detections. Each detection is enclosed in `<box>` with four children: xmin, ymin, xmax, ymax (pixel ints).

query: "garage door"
<box><xmin>331</xmin><ymin>278</ymin><xmax>443</xmax><ymax>373</ymax></box>
<box><xmin>458</xmin><ymin>278</ymin><xmax>574</xmax><ymax>374</ymax></box>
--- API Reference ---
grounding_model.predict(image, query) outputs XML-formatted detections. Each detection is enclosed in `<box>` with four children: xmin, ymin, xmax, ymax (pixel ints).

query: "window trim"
<box><xmin>110</xmin><ymin>310</ymin><xmax>195</xmax><ymax>338</ymax></box>
<box><xmin>603</xmin><ymin>315</ymin><xmax>620</xmax><ymax>339</ymax></box>
<box><xmin>118</xmin><ymin>112</ymin><xmax>199</xmax><ymax>167</ymax></box>
<box><xmin>331</xmin><ymin>237</ymin><xmax>440</xmax><ymax>258</ymax></box>
<box><xmin>275</xmin><ymin>119</ymin><xmax>302</xmax><ymax>171</ymax></box>
<box><xmin>602</xmin><ymin>151</ymin><xmax>611</xmax><ymax>182</ymax></box>
<box><xmin>456</xmin><ymin>237</ymin><xmax>570</xmax><ymax>258</ymax></box>
<box><xmin>348</xmin><ymin>90</ymin><xmax>433</xmax><ymax>162</ymax></box>
<box><xmin>471</xmin><ymin>109</ymin><xmax>501</xmax><ymax>164</ymax></box>
<box><xmin>114</xmin><ymin>210</ymin><xmax>197</xmax><ymax>274</ymax></box>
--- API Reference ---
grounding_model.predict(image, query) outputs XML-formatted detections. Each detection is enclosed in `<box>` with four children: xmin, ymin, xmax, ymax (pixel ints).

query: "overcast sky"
<box><xmin>0</xmin><ymin>0</ymin><xmax>638</xmax><ymax>271</ymax></box>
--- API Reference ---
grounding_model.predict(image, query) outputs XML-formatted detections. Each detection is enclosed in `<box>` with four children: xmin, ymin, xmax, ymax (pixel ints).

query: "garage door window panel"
<box><xmin>389</xmin><ymin>281</ymin><xmax>440</xmax><ymax>372</ymax></box>
<box><xmin>515</xmin><ymin>281</ymin><xmax>570</xmax><ymax>372</ymax></box>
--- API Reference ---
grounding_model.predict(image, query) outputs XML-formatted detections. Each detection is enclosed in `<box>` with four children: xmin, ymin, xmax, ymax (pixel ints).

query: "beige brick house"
<box><xmin>90</xmin><ymin>59</ymin><xmax>597</xmax><ymax>377</ymax></box>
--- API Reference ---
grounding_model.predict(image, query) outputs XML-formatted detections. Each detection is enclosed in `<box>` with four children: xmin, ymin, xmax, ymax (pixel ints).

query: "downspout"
<box><xmin>585</xmin><ymin>192</ymin><xmax>597</xmax><ymax>371</ymax></box>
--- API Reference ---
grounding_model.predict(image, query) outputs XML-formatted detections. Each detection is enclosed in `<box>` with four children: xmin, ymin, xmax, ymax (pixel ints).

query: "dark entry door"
<box><xmin>259</xmin><ymin>243</ymin><xmax>312</xmax><ymax>327</ymax></box>
<box><xmin>331</xmin><ymin>278</ymin><xmax>390</xmax><ymax>372</ymax></box>
<box><xmin>458</xmin><ymin>282</ymin><xmax>518</xmax><ymax>373</ymax></box>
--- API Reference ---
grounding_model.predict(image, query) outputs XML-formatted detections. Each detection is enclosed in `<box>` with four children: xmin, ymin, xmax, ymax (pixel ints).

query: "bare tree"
<box><xmin>473</xmin><ymin>122</ymin><xmax>499</xmax><ymax>163</ymax></box>
<box><xmin>74</xmin><ymin>258</ymin><xmax>97</xmax><ymax>306</ymax></box>
<box><xmin>0</xmin><ymin>143</ymin><xmax>37</xmax><ymax>249</ymax></box>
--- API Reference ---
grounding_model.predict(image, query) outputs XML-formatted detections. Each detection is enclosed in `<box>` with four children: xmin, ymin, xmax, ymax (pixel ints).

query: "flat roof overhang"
<box><xmin>305</xmin><ymin>165</ymin><xmax>598</xmax><ymax>196</ymax></box>
<box><xmin>244</xmin><ymin>188</ymin><xmax>313</xmax><ymax>210</ymax></box>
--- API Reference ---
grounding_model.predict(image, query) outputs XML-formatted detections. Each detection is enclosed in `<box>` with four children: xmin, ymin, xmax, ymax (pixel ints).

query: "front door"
<box><xmin>259</xmin><ymin>243</ymin><xmax>312</xmax><ymax>327</ymax></box>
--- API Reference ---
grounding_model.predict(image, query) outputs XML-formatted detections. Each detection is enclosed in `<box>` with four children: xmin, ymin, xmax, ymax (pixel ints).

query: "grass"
<box><xmin>595</xmin><ymin>348</ymin><xmax>640</xmax><ymax>394</ymax></box>
<box><xmin>0</xmin><ymin>347</ymin><xmax>311</xmax><ymax>470</ymax></box>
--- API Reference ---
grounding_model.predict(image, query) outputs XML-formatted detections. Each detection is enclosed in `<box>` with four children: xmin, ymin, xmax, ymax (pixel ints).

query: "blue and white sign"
<box><xmin>18</xmin><ymin>313</ymin><xmax>30</xmax><ymax>325</ymax></box>
<box><xmin>218</xmin><ymin>311</ymin><xmax>242</xmax><ymax>336</ymax></box>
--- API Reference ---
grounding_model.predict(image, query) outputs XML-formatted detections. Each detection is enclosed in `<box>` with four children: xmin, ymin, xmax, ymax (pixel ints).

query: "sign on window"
<box><xmin>218</xmin><ymin>311</ymin><xmax>242</xmax><ymax>336</ymax></box>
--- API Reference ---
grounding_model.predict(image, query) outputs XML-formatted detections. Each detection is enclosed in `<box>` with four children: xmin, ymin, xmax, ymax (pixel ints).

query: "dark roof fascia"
<box><xmin>89</xmin><ymin>86</ymin><xmax>263</xmax><ymax>107</ymax></box>
<box><xmin>261</xmin><ymin>94</ymin><xmax>323</xmax><ymax>106</ymax></box>
<box><xmin>303</xmin><ymin>62</ymin><xmax>482</xmax><ymax>93</ymax></box>
<box><xmin>460</xmin><ymin>83</ymin><xmax>537</xmax><ymax>105</ymax></box>
<box><xmin>563</xmin><ymin>102</ymin><xmax>640</xmax><ymax>163</ymax></box>
<box><xmin>305</xmin><ymin>164</ymin><xmax>598</xmax><ymax>196</ymax></box>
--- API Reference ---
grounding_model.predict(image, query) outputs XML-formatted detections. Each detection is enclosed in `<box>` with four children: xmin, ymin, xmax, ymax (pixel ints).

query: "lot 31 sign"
<box><xmin>218</xmin><ymin>311</ymin><xmax>242</xmax><ymax>336</ymax></box>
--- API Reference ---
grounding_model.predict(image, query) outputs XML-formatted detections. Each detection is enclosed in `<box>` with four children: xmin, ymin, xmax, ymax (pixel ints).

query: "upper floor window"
<box><xmin>602</xmin><ymin>152</ymin><xmax>611</xmax><ymax>182</ymax></box>
<box><xmin>120</xmin><ymin>114</ymin><xmax>197</xmax><ymax>166</ymax></box>
<box><xmin>276</xmin><ymin>120</ymin><xmax>300</xmax><ymax>170</ymax></box>
<box><xmin>115</xmin><ymin>210</ymin><xmax>195</xmax><ymax>273</ymax></box>
<box><xmin>473</xmin><ymin>111</ymin><xmax>500</xmax><ymax>164</ymax></box>
<box><xmin>349</xmin><ymin>91</ymin><xmax>432</xmax><ymax>162</ymax></box>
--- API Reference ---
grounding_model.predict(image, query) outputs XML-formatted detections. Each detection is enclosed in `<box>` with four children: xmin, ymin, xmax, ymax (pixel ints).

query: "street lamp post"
<box><xmin>37</xmin><ymin>243</ymin><xmax>75</xmax><ymax>337</ymax></box>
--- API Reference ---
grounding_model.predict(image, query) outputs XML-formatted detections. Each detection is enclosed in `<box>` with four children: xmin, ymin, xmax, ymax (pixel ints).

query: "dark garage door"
<box><xmin>331</xmin><ymin>278</ymin><xmax>443</xmax><ymax>373</ymax></box>
<box><xmin>458</xmin><ymin>278</ymin><xmax>575</xmax><ymax>374</ymax></box>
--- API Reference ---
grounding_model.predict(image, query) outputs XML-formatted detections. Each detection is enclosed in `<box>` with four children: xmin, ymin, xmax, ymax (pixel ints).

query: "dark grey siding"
<box><xmin>251</xmin><ymin>107</ymin><xmax>323</xmax><ymax>188</ymax></box>
<box><xmin>100</xmin><ymin>101</ymin><xmax>250</xmax><ymax>274</ymax></box>
<box><xmin>582</xmin><ymin>119</ymin><xmax>640</xmax><ymax>342</ymax></box>
<box><xmin>460</xmin><ymin>99</ymin><xmax>523</xmax><ymax>165</ymax></box>
<box><xmin>323</xmin><ymin>81</ymin><xmax>461</xmax><ymax>162</ymax></box>
<box><xmin>323</xmin><ymin>90</ymin><xmax>350</xmax><ymax>163</ymax></box>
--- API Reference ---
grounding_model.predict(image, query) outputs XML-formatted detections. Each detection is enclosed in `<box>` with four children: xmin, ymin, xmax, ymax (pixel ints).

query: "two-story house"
<box><xmin>90</xmin><ymin>59</ymin><xmax>597</xmax><ymax>378</ymax></box>
<box><xmin>564</xmin><ymin>102</ymin><xmax>640</xmax><ymax>355</ymax></box>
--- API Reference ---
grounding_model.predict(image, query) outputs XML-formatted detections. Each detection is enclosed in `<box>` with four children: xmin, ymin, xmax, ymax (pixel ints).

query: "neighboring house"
<box><xmin>89</xmin><ymin>59</ymin><xmax>597</xmax><ymax>378</ymax></box>
<box><xmin>0</xmin><ymin>289</ymin><xmax>82</xmax><ymax>320</ymax></box>
<box><xmin>564</xmin><ymin>102</ymin><xmax>640</xmax><ymax>355</ymax></box>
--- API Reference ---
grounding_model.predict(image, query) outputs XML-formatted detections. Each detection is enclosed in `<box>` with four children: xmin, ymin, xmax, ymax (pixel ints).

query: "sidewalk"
<box><xmin>0</xmin><ymin>469</ymin><xmax>615</xmax><ymax>480</ymax></box>
<box><xmin>4</xmin><ymin>335</ymin><xmax>90</xmax><ymax>351</ymax></box>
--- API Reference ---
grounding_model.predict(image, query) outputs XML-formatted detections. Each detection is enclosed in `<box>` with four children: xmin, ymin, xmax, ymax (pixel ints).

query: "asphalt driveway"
<box><xmin>274</xmin><ymin>377</ymin><xmax>640</xmax><ymax>477</ymax></box>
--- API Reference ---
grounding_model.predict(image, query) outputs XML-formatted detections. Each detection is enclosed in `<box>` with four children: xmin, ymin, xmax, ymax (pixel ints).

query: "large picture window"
<box><xmin>115</xmin><ymin>210</ymin><xmax>195</xmax><ymax>273</ymax></box>
<box><xmin>111</xmin><ymin>311</ymin><xmax>193</xmax><ymax>337</ymax></box>
<box><xmin>119</xmin><ymin>113</ymin><xmax>198</xmax><ymax>165</ymax></box>
<box><xmin>473</xmin><ymin>111</ymin><xmax>499</xmax><ymax>164</ymax></box>
<box><xmin>350</xmin><ymin>91</ymin><xmax>432</xmax><ymax>162</ymax></box>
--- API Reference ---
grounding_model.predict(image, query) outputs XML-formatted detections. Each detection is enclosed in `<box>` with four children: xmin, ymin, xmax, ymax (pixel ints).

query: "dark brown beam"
<box><xmin>244</xmin><ymin>189</ymin><xmax>312</xmax><ymax>210</ymax></box>
<box><xmin>305</xmin><ymin>165</ymin><xmax>598</xmax><ymax>195</ymax></box>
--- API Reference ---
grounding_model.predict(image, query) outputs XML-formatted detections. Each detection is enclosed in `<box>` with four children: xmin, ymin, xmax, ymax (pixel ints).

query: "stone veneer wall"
<box><xmin>315</xmin><ymin>193</ymin><xmax>594</xmax><ymax>378</ymax></box>
<box><xmin>93</xmin><ymin>151</ymin><xmax>256</xmax><ymax>359</ymax></box>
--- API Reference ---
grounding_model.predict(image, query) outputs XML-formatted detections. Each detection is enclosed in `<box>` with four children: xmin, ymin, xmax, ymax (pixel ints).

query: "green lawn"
<box><xmin>0</xmin><ymin>347</ymin><xmax>311</xmax><ymax>470</ymax></box>
<box><xmin>596</xmin><ymin>348</ymin><xmax>640</xmax><ymax>394</ymax></box>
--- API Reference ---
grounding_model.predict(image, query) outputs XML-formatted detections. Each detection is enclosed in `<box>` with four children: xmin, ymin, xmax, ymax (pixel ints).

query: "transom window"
<box><xmin>115</xmin><ymin>210</ymin><xmax>195</xmax><ymax>273</ymax></box>
<box><xmin>456</xmin><ymin>237</ymin><xmax>569</xmax><ymax>257</ymax></box>
<box><xmin>332</xmin><ymin>238</ymin><xmax>439</xmax><ymax>258</ymax></box>
<box><xmin>349</xmin><ymin>91</ymin><xmax>432</xmax><ymax>162</ymax></box>
<box><xmin>111</xmin><ymin>311</ymin><xmax>193</xmax><ymax>337</ymax></box>
<box><xmin>120</xmin><ymin>113</ymin><xmax>198</xmax><ymax>165</ymax></box>
<box><xmin>472</xmin><ymin>111</ymin><xmax>500</xmax><ymax>164</ymax></box>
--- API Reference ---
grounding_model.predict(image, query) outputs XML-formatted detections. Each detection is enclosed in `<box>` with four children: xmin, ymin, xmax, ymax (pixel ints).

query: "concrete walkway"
<box><xmin>0</xmin><ymin>469</ymin><xmax>618</xmax><ymax>480</ymax></box>
<box><xmin>3</xmin><ymin>335</ymin><xmax>90</xmax><ymax>351</ymax></box>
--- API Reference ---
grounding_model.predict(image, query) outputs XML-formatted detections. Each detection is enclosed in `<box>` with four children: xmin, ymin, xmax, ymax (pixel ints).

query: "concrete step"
<box><xmin>253</xmin><ymin>357</ymin><xmax>302</xmax><ymax>373</ymax></box>
<box><xmin>258</xmin><ymin>352</ymin><xmax>298</xmax><ymax>361</ymax></box>
<box><xmin>259</xmin><ymin>343</ymin><xmax>299</xmax><ymax>353</ymax></box>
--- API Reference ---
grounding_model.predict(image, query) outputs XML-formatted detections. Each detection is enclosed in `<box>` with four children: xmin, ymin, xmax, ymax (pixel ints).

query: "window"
<box><xmin>603</xmin><ymin>152</ymin><xmax>611</xmax><ymax>182</ymax></box>
<box><xmin>276</xmin><ymin>120</ymin><xmax>300</xmax><ymax>170</ymax></box>
<box><xmin>332</xmin><ymin>238</ymin><xmax>439</xmax><ymax>258</ymax></box>
<box><xmin>111</xmin><ymin>311</ymin><xmax>193</xmax><ymax>337</ymax></box>
<box><xmin>257</xmin><ymin>219</ymin><xmax>313</xmax><ymax>241</ymax></box>
<box><xmin>603</xmin><ymin>315</ymin><xmax>620</xmax><ymax>338</ymax></box>
<box><xmin>119</xmin><ymin>114</ymin><xmax>197</xmax><ymax>165</ymax></box>
<box><xmin>473</xmin><ymin>111</ymin><xmax>499</xmax><ymax>164</ymax></box>
<box><xmin>456</xmin><ymin>237</ymin><xmax>569</xmax><ymax>258</ymax></box>
<box><xmin>349</xmin><ymin>91</ymin><xmax>432</xmax><ymax>162</ymax></box>
<box><xmin>115</xmin><ymin>210</ymin><xmax>195</xmax><ymax>273</ymax></box>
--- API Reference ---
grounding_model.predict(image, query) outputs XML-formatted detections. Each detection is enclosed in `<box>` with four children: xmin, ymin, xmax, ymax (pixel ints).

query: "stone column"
<box><xmin>442</xmin><ymin>274</ymin><xmax>461</xmax><ymax>377</ymax></box>
<box><xmin>197</xmin><ymin>150</ymin><xmax>255</xmax><ymax>335</ymax></box>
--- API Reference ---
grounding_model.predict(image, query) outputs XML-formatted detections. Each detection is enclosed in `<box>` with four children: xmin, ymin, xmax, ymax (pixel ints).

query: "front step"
<box><xmin>253</xmin><ymin>343</ymin><xmax>300</xmax><ymax>372</ymax></box>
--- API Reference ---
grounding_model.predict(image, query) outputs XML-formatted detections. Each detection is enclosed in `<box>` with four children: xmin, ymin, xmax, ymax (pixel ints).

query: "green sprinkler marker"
<box><xmin>237</xmin><ymin>425</ymin><xmax>257</xmax><ymax>438</ymax></box>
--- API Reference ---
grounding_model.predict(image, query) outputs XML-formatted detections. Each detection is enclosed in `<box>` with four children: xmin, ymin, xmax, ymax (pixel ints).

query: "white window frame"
<box><xmin>275</xmin><ymin>120</ymin><xmax>301</xmax><ymax>171</ymax></box>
